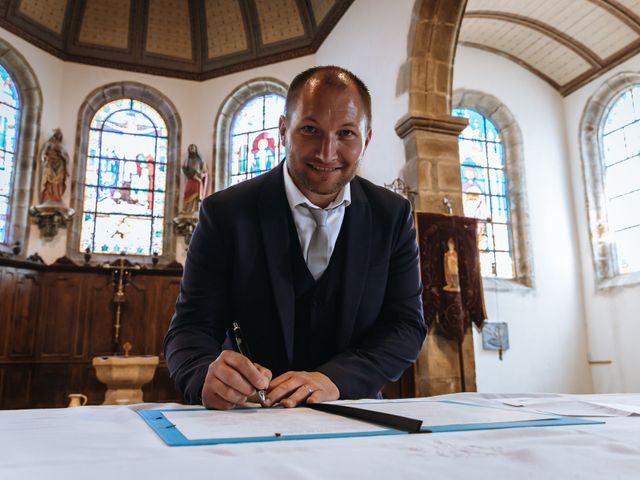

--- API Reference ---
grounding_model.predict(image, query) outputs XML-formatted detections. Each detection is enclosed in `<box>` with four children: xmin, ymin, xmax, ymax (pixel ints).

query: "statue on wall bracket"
<box><xmin>29</xmin><ymin>128</ymin><xmax>75</xmax><ymax>240</ymax></box>
<box><xmin>174</xmin><ymin>144</ymin><xmax>209</xmax><ymax>247</ymax></box>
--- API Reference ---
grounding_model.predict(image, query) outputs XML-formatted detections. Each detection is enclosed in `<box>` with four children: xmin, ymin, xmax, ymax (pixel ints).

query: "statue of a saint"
<box><xmin>181</xmin><ymin>144</ymin><xmax>208</xmax><ymax>215</ymax></box>
<box><xmin>443</xmin><ymin>237</ymin><xmax>461</xmax><ymax>292</ymax></box>
<box><xmin>40</xmin><ymin>129</ymin><xmax>69</xmax><ymax>204</ymax></box>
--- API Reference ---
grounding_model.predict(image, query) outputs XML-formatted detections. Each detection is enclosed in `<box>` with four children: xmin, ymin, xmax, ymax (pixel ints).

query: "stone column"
<box><xmin>395</xmin><ymin>0</ymin><xmax>477</xmax><ymax>397</ymax></box>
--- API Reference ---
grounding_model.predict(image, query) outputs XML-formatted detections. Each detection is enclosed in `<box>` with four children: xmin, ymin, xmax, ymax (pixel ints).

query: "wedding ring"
<box><xmin>303</xmin><ymin>384</ymin><xmax>313</xmax><ymax>394</ymax></box>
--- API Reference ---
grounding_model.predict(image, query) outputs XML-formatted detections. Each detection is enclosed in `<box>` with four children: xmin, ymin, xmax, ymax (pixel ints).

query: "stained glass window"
<box><xmin>452</xmin><ymin>107</ymin><xmax>513</xmax><ymax>278</ymax></box>
<box><xmin>229</xmin><ymin>94</ymin><xmax>285</xmax><ymax>186</ymax></box>
<box><xmin>601</xmin><ymin>85</ymin><xmax>640</xmax><ymax>274</ymax></box>
<box><xmin>79</xmin><ymin>99</ymin><xmax>168</xmax><ymax>256</ymax></box>
<box><xmin>0</xmin><ymin>64</ymin><xmax>19</xmax><ymax>244</ymax></box>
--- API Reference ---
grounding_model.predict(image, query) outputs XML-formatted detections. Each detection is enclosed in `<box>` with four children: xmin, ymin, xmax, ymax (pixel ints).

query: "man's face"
<box><xmin>279</xmin><ymin>79</ymin><xmax>372</xmax><ymax>207</ymax></box>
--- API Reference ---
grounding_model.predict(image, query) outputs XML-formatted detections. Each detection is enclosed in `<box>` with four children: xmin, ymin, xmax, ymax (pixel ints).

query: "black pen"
<box><xmin>232</xmin><ymin>322</ymin><xmax>267</xmax><ymax>405</ymax></box>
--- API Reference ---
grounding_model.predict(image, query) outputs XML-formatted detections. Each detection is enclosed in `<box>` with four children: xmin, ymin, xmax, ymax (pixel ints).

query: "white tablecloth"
<box><xmin>1</xmin><ymin>393</ymin><xmax>638</xmax><ymax>480</ymax></box>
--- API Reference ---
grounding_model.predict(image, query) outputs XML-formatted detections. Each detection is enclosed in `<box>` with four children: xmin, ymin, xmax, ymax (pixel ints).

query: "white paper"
<box><xmin>591</xmin><ymin>402</ymin><xmax>640</xmax><ymax>415</ymax></box>
<box><xmin>163</xmin><ymin>407</ymin><xmax>388</xmax><ymax>440</ymax></box>
<box><xmin>349</xmin><ymin>400</ymin><xmax>558</xmax><ymax>426</ymax></box>
<box><xmin>500</xmin><ymin>398</ymin><xmax>636</xmax><ymax>417</ymax></box>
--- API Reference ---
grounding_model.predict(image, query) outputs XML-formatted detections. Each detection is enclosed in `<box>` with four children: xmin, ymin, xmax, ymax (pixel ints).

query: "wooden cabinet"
<box><xmin>0</xmin><ymin>257</ymin><xmax>184</xmax><ymax>408</ymax></box>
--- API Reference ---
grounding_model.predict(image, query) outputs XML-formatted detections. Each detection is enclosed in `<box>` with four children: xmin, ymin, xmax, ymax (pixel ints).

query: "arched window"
<box><xmin>600</xmin><ymin>86</ymin><xmax>640</xmax><ymax>275</ymax></box>
<box><xmin>581</xmin><ymin>72</ymin><xmax>640</xmax><ymax>287</ymax></box>
<box><xmin>69</xmin><ymin>82</ymin><xmax>180</xmax><ymax>264</ymax></box>
<box><xmin>0</xmin><ymin>65</ymin><xmax>20</xmax><ymax>244</ymax></box>
<box><xmin>229</xmin><ymin>94</ymin><xmax>285</xmax><ymax>186</ymax></box>
<box><xmin>453</xmin><ymin>90</ymin><xmax>532</xmax><ymax>289</ymax></box>
<box><xmin>0</xmin><ymin>38</ymin><xmax>42</xmax><ymax>253</ymax></box>
<box><xmin>79</xmin><ymin>99</ymin><xmax>168</xmax><ymax>255</ymax></box>
<box><xmin>453</xmin><ymin>107</ymin><xmax>512</xmax><ymax>278</ymax></box>
<box><xmin>213</xmin><ymin>78</ymin><xmax>288</xmax><ymax>191</ymax></box>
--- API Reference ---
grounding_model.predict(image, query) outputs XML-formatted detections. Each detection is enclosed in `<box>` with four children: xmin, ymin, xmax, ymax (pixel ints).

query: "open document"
<box><xmin>138</xmin><ymin>398</ymin><xmax>603</xmax><ymax>446</ymax></box>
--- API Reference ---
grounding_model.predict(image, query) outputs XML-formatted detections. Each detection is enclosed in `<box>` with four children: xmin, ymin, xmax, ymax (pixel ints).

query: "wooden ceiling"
<box><xmin>0</xmin><ymin>0</ymin><xmax>352</xmax><ymax>80</ymax></box>
<box><xmin>460</xmin><ymin>0</ymin><xmax>640</xmax><ymax>96</ymax></box>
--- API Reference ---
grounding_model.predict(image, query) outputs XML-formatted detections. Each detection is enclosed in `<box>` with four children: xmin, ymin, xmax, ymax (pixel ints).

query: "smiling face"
<box><xmin>279</xmin><ymin>77</ymin><xmax>372</xmax><ymax>208</ymax></box>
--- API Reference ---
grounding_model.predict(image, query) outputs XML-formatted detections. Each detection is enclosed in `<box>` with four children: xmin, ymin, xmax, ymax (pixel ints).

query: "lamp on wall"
<box><xmin>384</xmin><ymin>177</ymin><xmax>418</xmax><ymax>208</ymax></box>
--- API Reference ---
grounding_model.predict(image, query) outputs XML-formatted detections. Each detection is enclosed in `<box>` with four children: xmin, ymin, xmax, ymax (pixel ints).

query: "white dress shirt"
<box><xmin>283</xmin><ymin>161</ymin><xmax>351</xmax><ymax>274</ymax></box>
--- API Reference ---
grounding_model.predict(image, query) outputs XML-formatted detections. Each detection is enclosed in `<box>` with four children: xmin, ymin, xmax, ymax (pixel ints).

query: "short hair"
<box><xmin>285</xmin><ymin>65</ymin><xmax>372</xmax><ymax>128</ymax></box>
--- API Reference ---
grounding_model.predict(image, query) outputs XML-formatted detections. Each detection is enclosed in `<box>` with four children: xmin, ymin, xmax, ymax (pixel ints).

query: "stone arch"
<box><xmin>580</xmin><ymin>71</ymin><xmax>640</xmax><ymax>288</ymax></box>
<box><xmin>396</xmin><ymin>0</ymin><xmax>468</xmax><ymax>214</ymax></box>
<box><xmin>453</xmin><ymin>89</ymin><xmax>533</xmax><ymax>290</ymax></box>
<box><xmin>68</xmin><ymin>81</ymin><xmax>182</xmax><ymax>264</ymax></box>
<box><xmin>396</xmin><ymin>0</ymin><xmax>473</xmax><ymax>398</ymax></box>
<box><xmin>0</xmin><ymin>37</ymin><xmax>42</xmax><ymax>253</ymax></box>
<box><xmin>212</xmin><ymin>77</ymin><xmax>288</xmax><ymax>192</ymax></box>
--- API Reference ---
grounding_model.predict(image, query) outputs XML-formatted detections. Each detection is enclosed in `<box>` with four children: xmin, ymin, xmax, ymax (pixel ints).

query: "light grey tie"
<box><xmin>306</xmin><ymin>207</ymin><xmax>330</xmax><ymax>280</ymax></box>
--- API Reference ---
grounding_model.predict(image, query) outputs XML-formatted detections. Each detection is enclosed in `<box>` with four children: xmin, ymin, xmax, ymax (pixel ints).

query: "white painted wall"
<box><xmin>453</xmin><ymin>46</ymin><xmax>592</xmax><ymax>393</ymax></box>
<box><xmin>315</xmin><ymin>0</ymin><xmax>414</xmax><ymax>186</ymax></box>
<box><xmin>564</xmin><ymin>53</ymin><xmax>640</xmax><ymax>393</ymax></box>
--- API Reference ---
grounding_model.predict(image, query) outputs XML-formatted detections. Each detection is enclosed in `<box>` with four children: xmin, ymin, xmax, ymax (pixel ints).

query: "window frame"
<box><xmin>213</xmin><ymin>78</ymin><xmax>287</xmax><ymax>191</ymax></box>
<box><xmin>453</xmin><ymin>89</ymin><xmax>533</xmax><ymax>291</ymax></box>
<box><xmin>0</xmin><ymin>38</ymin><xmax>42</xmax><ymax>255</ymax></box>
<box><xmin>68</xmin><ymin>82</ymin><xmax>181</xmax><ymax>265</ymax></box>
<box><xmin>580</xmin><ymin>72</ymin><xmax>640</xmax><ymax>288</ymax></box>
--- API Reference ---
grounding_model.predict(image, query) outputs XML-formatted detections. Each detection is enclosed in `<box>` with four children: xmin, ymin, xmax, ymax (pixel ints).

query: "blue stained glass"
<box><xmin>229</xmin><ymin>94</ymin><xmax>285</xmax><ymax>186</ymax></box>
<box><xmin>488</xmin><ymin>168</ymin><xmax>506</xmax><ymax>196</ymax></box>
<box><xmin>486</xmin><ymin>141</ymin><xmax>503</xmax><ymax>168</ymax></box>
<box><xmin>247</xmin><ymin>128</ymin><xmax>278</xmax><ymax>176</ymax></box>
<box><xmin>461</xmin><ymin>161</ymin><xmax>487</xmax><ymax>195</ymax></box>
<box><xmin>0</xmin><ymin>64</ymin><xmax>19</xmax><ymax>244</ymax></box>
<box><xmin>232</xmin><ymin>97</ymin><xmax>264</xmax><ymax>134</ymax></box>
<box><xmin>453</xmin><ymin>107</ymin><xmax>513</xmax><ymax>278</ymax></box>
<box><xmin>458</xmin><ymin>138</ymin><xmax>488</xmax><ymax>168</ymax></box>
<box><xmin>263</xmin><ymin>95</ymin><xmax>285</xmax><ymax>129</ymax></box>
<box><xmin>81</xmin><ymin>99</ymin><xmax>168</xmax><ymax>255</ymax></box>
<box><xmin>0</xmin><ymin>65</ymin><xmax>19</xmax><ymax>109</ymax></box>
<box><xmin>490</xmin><ymin>195</ymin><xmax>509</xmax><ymax>224</ymax></box>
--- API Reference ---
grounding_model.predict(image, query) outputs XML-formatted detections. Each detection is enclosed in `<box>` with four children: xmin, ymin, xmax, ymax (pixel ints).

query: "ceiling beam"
<box><xmin>465</xmin><ymin>11</ymin><xmax>603</xmax><ymax>67</ymax></box>
<box><xmin>587</xmin><ymin>0</ymin><xmax>640</xmax><ymax>34</ymax></box>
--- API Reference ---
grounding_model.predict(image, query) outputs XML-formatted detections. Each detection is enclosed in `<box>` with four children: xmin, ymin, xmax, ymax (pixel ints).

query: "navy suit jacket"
<box><xmin>164</xmin><ymin>163</ymin><xmax>426</xmax><ymax>404</ymax></box>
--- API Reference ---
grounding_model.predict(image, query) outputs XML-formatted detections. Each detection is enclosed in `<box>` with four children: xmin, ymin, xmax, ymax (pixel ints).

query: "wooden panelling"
<box><xmin>2</xmin><ymin>269</ymin><xmax>40</xmax><ymax>359</ymax></box>
<box><xmin>1</xmin><ymin>364</ymin><xmax>31</xmax><ymax>409</ymax></box>
<box><xmin>0</xmin><ymin>259</ymin><xmax>185</xmax><ymax>409</ymax></box>
<box><xmin>86</xmin><ymin>275</ymin><xmax>117</xmax><ymax>356</ymax></box>
<box><xmin>39</xmin><ymin>274</ymin><xmax>83</xmax><ymax>357</ymax></box>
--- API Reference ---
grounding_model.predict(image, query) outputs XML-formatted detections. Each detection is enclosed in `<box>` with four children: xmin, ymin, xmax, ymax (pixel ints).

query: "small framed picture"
<box><xmin>482</xmin><ymin>322</ymin><xmax>509</xmax><ymax>351</ymax></box>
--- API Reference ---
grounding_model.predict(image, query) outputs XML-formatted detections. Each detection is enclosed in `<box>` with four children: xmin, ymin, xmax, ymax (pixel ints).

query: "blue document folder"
<box><xmin>138</xmin><ymin>399</ymin><xmax>604</xmax><ymax>447</ymax></box>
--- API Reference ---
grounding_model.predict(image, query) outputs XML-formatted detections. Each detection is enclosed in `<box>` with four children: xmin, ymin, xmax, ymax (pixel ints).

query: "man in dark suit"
<box><xmin>165</xmin><ymin>66</ymin><xmax>426</xmax><ymax>410</ymax></box>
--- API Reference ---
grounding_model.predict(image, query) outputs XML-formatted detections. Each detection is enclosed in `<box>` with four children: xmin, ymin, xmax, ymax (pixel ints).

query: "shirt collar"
<box><xmin>283</xmin><ymin>160</ymin><xmax>351</xmax><ymax>211</ymax></box>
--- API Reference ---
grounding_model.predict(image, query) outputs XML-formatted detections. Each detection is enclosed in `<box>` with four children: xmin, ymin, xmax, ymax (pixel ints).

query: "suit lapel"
<box><xmin>258</xmin><ymin>164</ymin><xmax>295</xmax><ymax>365</ymax></box>
<box><xmin>337</xmin><ymin>177</ymin><xmax>371</xmax><ymax>350</ymax></box>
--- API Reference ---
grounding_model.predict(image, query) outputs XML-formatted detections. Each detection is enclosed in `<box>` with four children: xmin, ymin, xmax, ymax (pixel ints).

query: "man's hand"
<box><xmin>265</xmin><ymin>371</ymin><xmax>339</xmax><ymax>408</ymax></box>
<box><xmin>201</xmin><ymin>350</ymin><xmax>271</xmax><ymax>410</ymax></box>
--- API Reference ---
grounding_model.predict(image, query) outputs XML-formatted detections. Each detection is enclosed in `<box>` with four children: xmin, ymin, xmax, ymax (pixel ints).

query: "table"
<box><xmin>1</xmin><ymin>393</ymin><xmax>638</xmax><ymax>479</ymax></box>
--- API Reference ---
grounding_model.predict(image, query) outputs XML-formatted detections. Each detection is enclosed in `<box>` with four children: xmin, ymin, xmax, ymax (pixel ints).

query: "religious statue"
<box><xmin>40</xmin><ymin>129</ymin><xmax>69</xmax><ymax>204</ymax></box>
<box><xmin>181</xmin><ymin>144</ymin><xmax>208</xmax><ymax>215</ymax></box>
<box><xmin>443</xmin><ymin>237</ymin><xmax>461</xmax><ymax>292</ymax></box>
